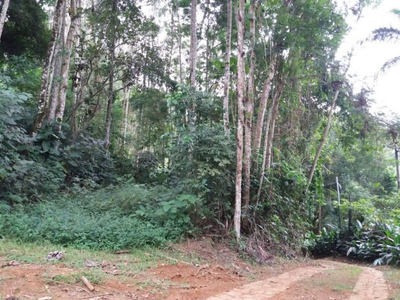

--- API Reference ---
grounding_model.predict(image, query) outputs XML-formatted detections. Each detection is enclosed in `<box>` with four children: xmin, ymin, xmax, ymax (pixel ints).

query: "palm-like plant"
<box><xmin>370</xmin><ymin>9</ymin><xmax>400</xmax><ymax>73</ymax></box>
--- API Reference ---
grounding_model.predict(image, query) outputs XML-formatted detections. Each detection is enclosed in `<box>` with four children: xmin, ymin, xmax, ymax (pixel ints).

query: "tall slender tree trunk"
<box><xmin>34</xmin><ymin>0</ymin><xmax>65</xmax><ymax>132</ymax></box>
<box><xmin>55</xmin><ymin>0</ymin><xmax>80</xmax><ymax>125</ymax></box>
<box><xmin>48</xmin><ymin>56</ymin><xmax>61</xmax><ymax>121</ymax></box>
<box><xmin>189</xmin><ymin>0</ymin><xmax>197</xmax><ymax>87</ymax></box>
<box><xmin>255</xmin><ymin>115</ymin><xmax>271</xmax><ymax>206</ymax></box>
<box><xmin>256</xmin><ymin>82</ymin><xmax>284</xmax><ymax>205</ymax></box>
<box><xmin>70</xmin><ymin>0</ymin><xmax>83</xmax><ymax>133</ymax></box>
<box><xmin>306</xmin><ymin>88</ymin><xmax>340</xmax><ymax>192</ymax></box>
<box><xmin>204</xmin><ymin>0</ymin><xmax>211</xmax><ymax>92</ymax></box>
<box><xmin>265</xmin><ymin>89</ymin><xmax>282</xmax><ymax>170</ymax></box>
<box><xmin>123</xmin><ymin>86</ymin><xmax>131</xmax><ymax>147</ymax></box>
<box><xmin>223</xmin><ymin>0</ymin><xmax>232</xmax><ymax>136</ymax></box>
<box><xmin>104</xmin><ymin>53</ymin><xmax>115</xmax><ymax>149</ymax></box>
<box><xmin>252</xmin><ymin>56</ymin><xmax>277</xmax><ymax>159</ymax></box>
<box><xmin>234</xmin><ymin>0</ymin><xmax>246</xmax><ymax>242</ymax></box>
<box><xmin>104</xmin><ymin>0</ymin><xmax>117</xmax><ymax>149</ymax></box>
<box><xmin>0</xmin><ymin>0</ymin><xmax>10</xmax><ymax>41</ymax></box>
<box><xmin>242</xmin><ymin>0</ymin><xmax>256</xmax><ymax>213</ymax></box>
<box><xmin>48</xmin><ymin>0</ymin><xmax>66</xmax><ymax>122</ymax></box>
<box><xmin>187</xmin><ymin>0</ymin><xmax>197</xmax><ymax>130</ymax></box>
<box><xmin>168</xmin><ymin>6</ymin><xmax>176</xmax><ymax>79</ymax></box>
<box><xmin>173</xmin><ymin>1</ymin><xmax>183</xmax><ymax>84</ymax></box>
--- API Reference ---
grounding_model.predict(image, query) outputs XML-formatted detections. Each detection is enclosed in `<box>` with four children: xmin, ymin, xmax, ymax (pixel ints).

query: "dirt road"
<box><xmin>2</xmin><ymin>261</ymin><xmax>392</xmax><ymax>300</ymax></box>
<box><xmin>0</xmin><ymin>239</ymin><xmax>397</xmax><ymax>300</ymax></box>
<box><xmin>208</xmin><ymin>262</ymin><xmax>390</xmax><ymax>300</ymax></box>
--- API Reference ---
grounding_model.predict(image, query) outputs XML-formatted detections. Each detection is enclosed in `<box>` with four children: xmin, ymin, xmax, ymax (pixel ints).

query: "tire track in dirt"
<box><xmin>206</xmin><ymin>265</ymin><xmax>331</xmax><ymax>300</ymax></box>
<box><xmin>349</xmin><ymin>267</ymin><xmax>389</xmax><ymax>300</ymax></box>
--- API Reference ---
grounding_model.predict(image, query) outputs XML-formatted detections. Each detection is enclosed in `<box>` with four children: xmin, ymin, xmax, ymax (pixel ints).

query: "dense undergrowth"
<box><xmin>0</xmin><ymin>73</ymin><xmax>310</xmax><ymax>255</ymax></box>
<box><xmin>305</xmin><ymin>221</ymin><xmax>400</xmax><ymax>266</ymax></box>
<box><xmin>305</xmin><ymin>175</ymin><xmax>400</xmax><ymax>266</ymax></box>
<box><xmin>0</xmin><ymin>184</ymin><xmax>200</xmax><ymax>250</ymax></box>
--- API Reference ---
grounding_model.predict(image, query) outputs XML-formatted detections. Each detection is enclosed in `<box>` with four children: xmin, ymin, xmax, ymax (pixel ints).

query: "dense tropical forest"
<box><xmin>1</xmin><ymin>0</ymin><xmax>400</xmax><ymax>265</ymax></box>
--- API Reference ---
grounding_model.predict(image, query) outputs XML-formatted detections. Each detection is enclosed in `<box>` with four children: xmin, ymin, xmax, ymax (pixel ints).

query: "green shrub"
<box><xmin>304</xmin><ymin>221</ymin><xmax>400</xmax><ymax>265</ymax></box>
<box><xmin>0</xmin><ymin>183</ymin><xmax>199</xmax><ymax>250</ymax></box>
<box><xmin>0</xmin><ymin>74</ymin><xmax>117</xmax><ymax>204</ymax></box>
<box><xmin>304</xmin><ymin>227</ymin><xmax>339</xmax><ymax>256</ymax></box>
<box><xmin>346</xmin><ymin>221</ymin><xmax>400</xmax><ymax>266</ymax></box>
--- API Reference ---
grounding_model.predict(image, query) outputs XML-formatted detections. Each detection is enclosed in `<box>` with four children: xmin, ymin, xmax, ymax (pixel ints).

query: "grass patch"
<box><xmin>303</xmin><ymin>263</ymin><xmax>362</xmax><ymax>292</ymax></box>
<box><xmin>0</xmin><ymin>276</ymin><xmax>15</xmax><ymax>282</ymax></box>
<box><xmin>0</xmin><ymin>239</ymin><xmax>201</xmax><ymax>277</ymax></box>
<box><xmin>49</xmin><ymin>271</ymin><xmax>104</xmax><ymax>285</ymax></box>
<box><xmin>332</xmin><ymin>283</ymin><xmax>354</xmax><ymax>291</ymax></box>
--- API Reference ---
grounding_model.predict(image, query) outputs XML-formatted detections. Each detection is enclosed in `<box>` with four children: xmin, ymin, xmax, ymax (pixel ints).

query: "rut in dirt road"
<box><xmin>207</xmin><ymin>265</ymin><xmax>330</xmax><ymax>300</ymax></box>
<box><xmin>349</xmin><ymin>267</ymin><xmax>389</xmax><ymax>300</ymax></box>
<box><xmin>207</xmin><ymin>263</ymin><xmax>390</xmax><ymax>300</ymax></box>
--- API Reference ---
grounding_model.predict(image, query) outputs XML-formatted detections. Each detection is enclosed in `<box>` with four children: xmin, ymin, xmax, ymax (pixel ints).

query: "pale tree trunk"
<box><xmin>47</xmin><ymin>60</ymin><xmax>60</xmax><ymax>121</ymax></box>
<box><xmin>242</xmin><ymin>0</ymin><xmax>256</xmax><ymax>213</ymax></box>
<box><xmin>172</xmin><ymin>0</ymin><xmax>183</xmax><ymax>84</ymax></box>
<box><xmin>306</xmin><ymin>88</ymin><xmax>340</xmax><ymax>192</ymax></box>
<box><xmin>168</xmin><ymin>6</ymin><xmax>175</xmax><ymax>78</ymax></box>
<box><xmin>69</xmin><ymin>68</ymin><xmax>80</xmax><ymax>133</ymax></box>
<box><xmin>123</xmin><ymin>86</ymin><xmax>131</xmax><ymax>147</ymax></box>
<box><xmin>34</xmin><ymin>0</ymin><xmax>65</xmax><ymax>132</ymax></box>
<box><xmin>223</xmin><ymin>0</ymin><xmax>232</xmax><ymax>136</ymax></box>
<box><xmin>104</xmin><ymin>52</ymin><xmax>115</xmax><ymax>149</ymax></box>
<box><xmin>55</xmin><ymin>0</ymin><xmax>81</xmax><ymax>125</ymax></box>
<box><xmin>70</xmin><ymin>0</ymin><xmax>83</xmax><ymax>133</ymax></box>
<box><xmin>265</xmin><ymin>85</ymin><xmax>283</xmax><ymax>170</ymax></box>
<box><xmin>204</xmin><ymin>0</ymin><xmax>210</xmax><ymax>91</ymax></box>
<box><xmin>177</xmin><ymin>16</ymin><xmax>183</xmax><ymax>85</ymax></box>
<box><xmin>189</xmin><ymin>0</ymin><xmax>197</xmax><ymax>87</ymax></box>
<box><xmin>256</xmin><ymin>82</ymin><xmax>284</xmax><ymax>205</ymax></box>
<box><xmin>252</xmin><ymin>56</ymin><xmax>277</xmax><ymax>159</ymax></box>
<box><xmin>0</xmin><ymin>0</ymin><xmax>10</xmax><ymax>41</ymax></box>
<box><xmin>48</xmin><ymin>0</ymin><xmax>66</xmax><ymax>122</ymax></box>
<box><xmin>104</xmin><ymin>0</ymin><xmax>117</xmax><ymax>149</ymax></box>
<box><xmin>230</xmin><ymin>90</ymin><xmax>236</xmax><ymax>129</ymax></box>
<box><xmin>187</xmin><ymin>0</ymin><xmax>197</xmax><ymax>129</ymax></box>
<box><xmin>255</xmin><ymin>117</ymin><xmax>271</xmax><ymax>205</ymax></box>
<box><xmin>234</xmin><ymin>0</ymin><xmax>246</xmax><ymax>242</ymax></box>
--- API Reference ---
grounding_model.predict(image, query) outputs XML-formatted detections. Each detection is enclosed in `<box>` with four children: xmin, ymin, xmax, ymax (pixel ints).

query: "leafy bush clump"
<box><xmin>0</xmin><ymin>183</ymin><xmax>201</xmax><ymax>250</ymax></box>
<box><xmin>0</xmin><ymin>76</ymin><xmax>116</xmax><ymax>204</ymax></box>
<box><xmin>304</xmin><ymin>227</ymin><xmax>339</xmax><ymax>256</ymax></box>
<box><xmin>304</xmin><ymin>221</ymin><xmax>400</xmax><ymax>265</ymax></box>
<box><xmin>346</xmin><ymin>221</ymin><xmax>400</xmax><ymax>266</ymax></box>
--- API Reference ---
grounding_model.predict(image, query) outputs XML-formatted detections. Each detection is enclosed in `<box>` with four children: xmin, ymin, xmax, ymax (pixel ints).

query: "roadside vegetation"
<box><xmin>1</xmin><ymin>0</ymin><xmax>400</xmax><ymax>273</ymax></box>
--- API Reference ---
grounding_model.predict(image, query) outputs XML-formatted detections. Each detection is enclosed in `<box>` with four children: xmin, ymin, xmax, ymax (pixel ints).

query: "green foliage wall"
<box><xmin>1</xmin><ymin>0</ymin><xmax>50</xmax><ymax>60</ymax></box>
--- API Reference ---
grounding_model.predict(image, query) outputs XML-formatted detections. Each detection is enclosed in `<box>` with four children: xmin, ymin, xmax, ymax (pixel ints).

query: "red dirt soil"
<box><xmin>0</xmin><ymin>239</ymin><xmax>392</xmax><ymax>300</ymax></box>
